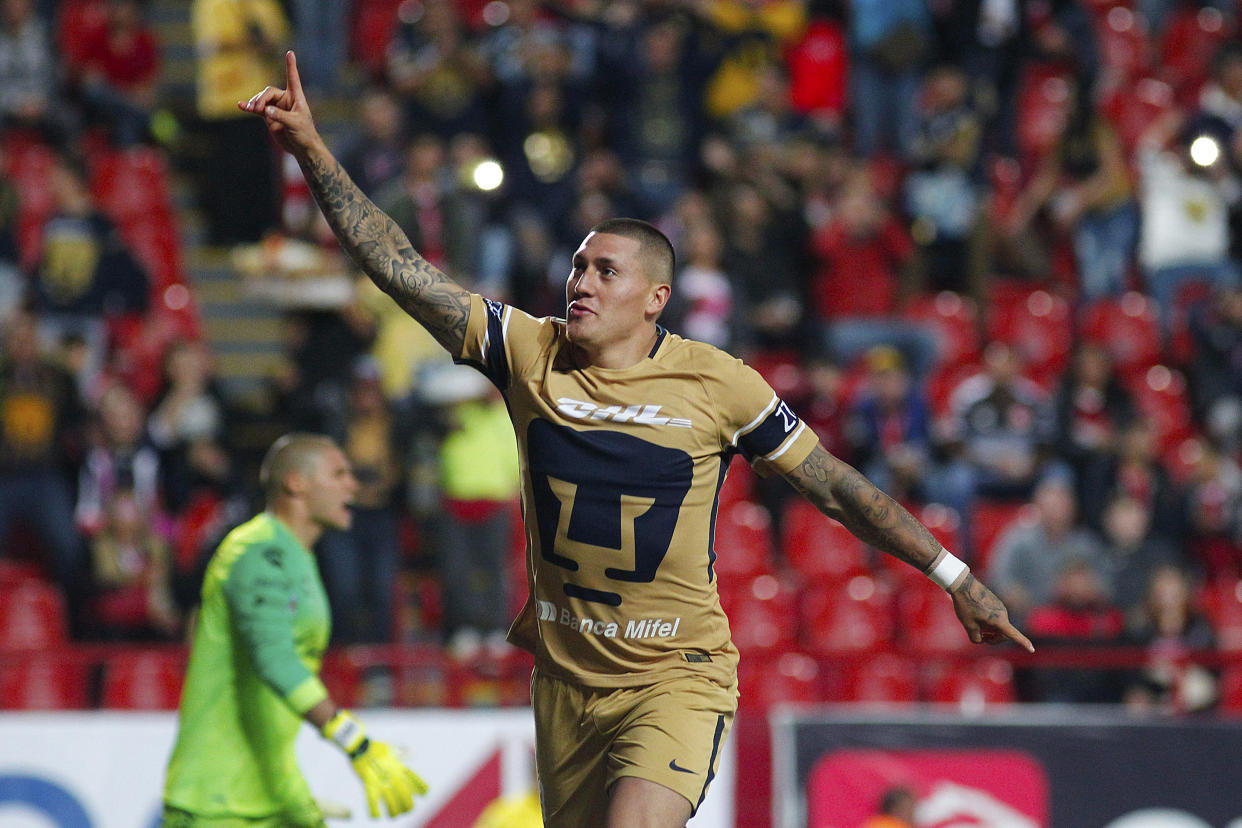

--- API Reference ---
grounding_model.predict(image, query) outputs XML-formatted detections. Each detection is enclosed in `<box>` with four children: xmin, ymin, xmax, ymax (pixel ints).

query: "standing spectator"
<box><xmin>903</xmin><ymin>63</ymin><xmax>987</xmax><ymax>299</ymax></box>
<box><xmin>71</xmin><ymin>0</ymin><xmax>161</xmax><ymax>148</ymax></box>
<box><xmin>290</xmin><ymin>0</ymin><xmax>347</xmax><ymax>94</ymax></box>
<box><xmin>1123</xmin><ymin>564</ymin><xmax>1218</xmax><ymax>715</ymax></box>
<box><xmin>784</xmin><ymin>9</ymin><xmax>848</xmax><ymax>124</ymax></box>
<box><xmin>1052</xmin><ymin>342</ymin><xmax>1137</xmax><ymax>489</ymax></box>
<box><xmin>695</xmin><ymin>0</ymin><xmax>807</xmax><ymax>121</ymax></box>
<box><xmin>1005</xmin><ymin>77</ymin><xmax>1137</xmax><ymax>301</ymax></box>
<box><xmin>1187</xmin><ymin>284</ymin><xmax>1242</xmax><ymax>453</ymax></box>
<box><xmin>0</xmin><ymin>310</ymin><xmax>88</xmax><ymax>620</ymax></box>
<box><xmin>191</xmin><ymin>0</ymin><xmax>288</xmax><ymax>244</ymax></box>
<box><xmin>0</xmin><ymin>0</ymin><xmax>61</xmax><ymax>139</ymax></box>
<box><xmin>88</xmin><ymin>485</ymin><xmax>180</xmax><ymax>639</ymax></box>
<box><xmin>666</xmin><ymin>218</ymin><xmax>732</xmax><ymax>350</ymax></box>
<box><xmin>32</xmin><ymin>155</ymin><xmax>150</xmax><ymax>392</ymax></box>
<box><xmin>1098</xmin><ymin>493</ymin><xmax>1186</xmax><ymax>622</ymax></box>
<box><xmin>1181</xmin><ymin>439</ymin><xmax>1242</xmax><ymax>581</ymax></box>
<box><xmin>385</xmin><ymin>0</ymin><xmax>488</xmax><ymax>139</ymax></box>
<box><xmin>420</xmin><ymin>364</ymin><xmax>520</xmax><ymax>659</ymax></box>
<box><xmin>317</xmin><ymin>357</ymin><xmax>407</xmax><ymax>644</ymax></box>
<box><xmin>849</xmin><ymin>345</ymin><xmax>934</xmax><ymax>505</ymax></box>
<box><xmin>810</xmin><ymin>164</ymin><xmax>938</xmax><ymax>380</ymax></box>
<box><xmin>846</xmin><ymin>0</ymin><xmax>932</xmax><ymax>158</ymax></box>
<box><xmin>986</xmin><ymin>473</ymin><xmax>1107</xmax><ymax>622</ymax></box>
<box><xmin>1080</xmin><ymin>419</ymin><xmax>1184</xmax><ymax>543</ymax></box>
<box><xmin>1136</xmin><ymin>109</ymin><xmax>1240</xmax><ymax>333</ymax></box>
<box><xmin>335</xmin><ymin>86</ymin><xmax>406</xmax><ymax>199</ymax></box>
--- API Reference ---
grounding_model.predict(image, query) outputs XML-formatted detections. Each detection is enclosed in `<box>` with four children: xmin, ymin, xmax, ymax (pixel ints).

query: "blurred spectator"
<box><xmin>729</xmin><ymin>62</ymin><xmax>806</xmax><ymax>151</ymax></box>
<box><xmin>146</xmin><ymin>339</ymin><xmax>233</xmax><ymax>514</ymax></box>
<box><xmin>1080</xmin><ymin>419</ymin><xmax>1184</xmax><ymax>543</ymax></box>
<box><xmin>859</xmin><ymin>785</ymin><xmax>917</xmax><ymax>828</ymax></box>
<box><xmin>0</xmin><ymin>0</ymin><xmax>63</xmax><ymax>139</ymax></box>
<box><xmin>70</xmin><ymin>0</ymin><xmax>160</xmax><ymax>148</ymax></box>
<box><xmin>31</xmin><ymin>154</ymin><xmax>150</xmax><ymax>390</ymax></box>
<box><xmin>696</xmin><ymin>0</ymin><xmax>806</xmax><ymax>121</ymax></box>
<box><xmin>849</xmin><ymin>345</ymin><xmax>934</xmax><ymax>505</ymax></box>
<box><xmin>1136</xmin><ymin>109</ymin><xmax>1240</xmax><ymax>333</ymax></box>
<box><xmin>784</xmin><ymin>9</ymin><xmax>848</xmax><ymax>123</ymax></box>
<box><xmin>336</xmin><ymin>86</ymin><xmax>407</xmax><ymax>199</ymax></box>
<box><xmin>903</xmin><ymin>63</ymin><xmax>987</xmax><ymax>299</ymax></box>
<box><xmin>1052</xmin><ymin>342</ymin><xmax>1137</xmax><ymax>486</ymax></box>
<box><xmin>595</xmin><ymin>13</ymin><xmax>713</xmax><ymax>213</ymax></box>
<box><xmin>269</xmin><ymin>302</ymin><xmax>376</xmax><ymax>433</ymax></box>
<box><xmin>1098</xmin><ymin>492</ymin><xmax>1187</xmax><ymax>621</ymax></box>
<box><xmin>0</xmin><ymin>141</ymin><xmax>19</xmax><ymax>316</ymax></box>
<box><xmin>1187</xmin><ymin>284</ymin><xmax>1242</xmax><ymax>452</ymax></box>
<box><xmin>810</xmin><ymin>164</ymin><xmax>938</xmax><ymax>379</ymax></box>
<box><xmin>846</xmin><ymin>0</ymin><xmax>932</xmax><ymax>158</ymax></box>
<box><xmin>1006</xmin><ymin>77</ymin><xmax>1137</xmax><ymax>301</ymax></box>
<box><xmin>1024</xmin><ymin>558</ymin><xmax>1126</xmax><ymax>702</ymax></box>
<box><xmin>191</xmin><ymin>0</ymin><xmax>288</xmax><ymax>244</ymax></box>
<box><xmin>794</xmin><ymin>354</ymin><xmax>853</xmax><ymax>464</ymax></box>
<box><xmin>76</xmin><ymin>382</ymin><xmax>166</xmax><ymax>540</ymax></box>
<box><xmin>0</xmin><ymin>309</ymin><xmax>88</xmax><ymax>616</ymax></box>
<box><xmin>88</xmin><ymin>485</ymin><xmax>180</xmax><ymax>640</ymax></box>
<box><xmin>318</xmin><ymin>357</ymin><xmax>408</xmax><ymax>643</ymax></box>
<box><xmin>1199</xmin><ymin>42</ymin><xmax>1242</xmax><ymax>132</ymax></box>
<box><xmin>1180</xmin><ymin>439</ymin><xmax>1242</xmax><ymax>580</ymax></box>
<box><xmin>666</xmin><ymin>218</ymin><xmax>733</xmax><ymax>349</ymax></box>
<box><xmin>420</xmin><ymin>364</ymin><xmax>520</xmax><ymax>659</ymax></box>
<box><xmin>986</xmin><ymin>472</ymin><xmax>1105</xmax><ymax>621</ymax></box>
<box><xmin>290</xmin><ymin>0</ymin><xmax>347</xmax><ymax>93</ymax></box>
<box><xmin>386</xmin><ymin>0</ymin><xmax>489</xmax><ymax>138</ymax></box>
<box><xmin>1123</xmin><ymin>564</ymin><xmax>1218</xmax><ymax>715</ymax></box>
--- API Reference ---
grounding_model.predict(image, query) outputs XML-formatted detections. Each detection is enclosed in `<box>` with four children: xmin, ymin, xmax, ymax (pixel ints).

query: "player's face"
<box><xmin>565</xmin><ymin>232</ymin><xmax>661</xmax><ymax>352</ymax></box>
<box><xmin>305</xmin><ymin>446</ymin><xmax>358</xmax><ymax>531</ymax></box>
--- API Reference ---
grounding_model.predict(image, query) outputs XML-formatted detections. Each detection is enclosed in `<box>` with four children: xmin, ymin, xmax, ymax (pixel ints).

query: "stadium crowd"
<box><xmin>5</xmin><ymin>0</ymin><xmax>1242</xmax><ymax>713</ymax></box>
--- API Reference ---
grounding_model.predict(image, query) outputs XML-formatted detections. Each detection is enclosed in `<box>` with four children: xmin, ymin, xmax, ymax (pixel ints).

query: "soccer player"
<box><xmin>242</xmin><ymin>53</ymin><xmax>1034</xmax><ymax>828</ymax></box>
<box><xmin>161</xmin><ymin>433</ymin><xmax>428</xmax><ymax>826</ymax></box>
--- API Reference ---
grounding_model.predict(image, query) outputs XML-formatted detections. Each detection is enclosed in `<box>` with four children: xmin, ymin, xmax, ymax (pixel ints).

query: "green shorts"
<box><xmin>532</xmin><ymin>669</ymin><xmax>737</xmax><ymax>827</ymax></box>
<box><xmin>160</xmin><ymin>805</ymin><xmax>326</xmax><ymax>828</ymax></box>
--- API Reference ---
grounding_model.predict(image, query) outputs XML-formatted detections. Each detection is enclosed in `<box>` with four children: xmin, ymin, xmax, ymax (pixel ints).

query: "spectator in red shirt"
<box><xmin>810</xmin><ymin>164</ymin><xmax>939</xmax><ymax>379</ymax></box>
<box><xmin>72</xmin><ymin>0</ymin><xmax>160</xmax><ymax>147</ymax></box>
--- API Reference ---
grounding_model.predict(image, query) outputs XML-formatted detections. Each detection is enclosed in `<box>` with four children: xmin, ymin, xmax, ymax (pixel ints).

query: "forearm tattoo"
<box><xmin>301</xmin><ymin>153</ymin><xmax>470</xmax><ymax>354</ymax></box>
<box><xmin>955</xmin><ymin>574</ymin><xmax>1006</xmax><ymax>625</ymax></box>
<box><xmin>787</xmin><ymin>445</ymin><xmax>942</xmax><ymax>571</ymax></box>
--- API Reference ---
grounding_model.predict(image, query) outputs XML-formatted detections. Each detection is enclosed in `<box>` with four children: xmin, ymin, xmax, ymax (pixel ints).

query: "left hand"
<box><xmin>950</xmin><ymin>574</ymin><xmax>1035</xmax><ymax>652</ymax></box>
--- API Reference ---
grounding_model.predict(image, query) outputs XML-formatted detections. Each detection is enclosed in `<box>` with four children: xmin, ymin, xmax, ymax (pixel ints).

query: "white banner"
<box><xmin>0</xmin><ymin>709</ymin><xmax>734</xmax><ymax>827</ymax></box>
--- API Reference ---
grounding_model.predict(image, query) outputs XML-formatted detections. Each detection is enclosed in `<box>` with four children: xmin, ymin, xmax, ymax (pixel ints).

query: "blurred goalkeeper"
<box><xmin>162</xmin><ymin>433</ymin><xmax>428</xmax><ymax>826</ymax></box>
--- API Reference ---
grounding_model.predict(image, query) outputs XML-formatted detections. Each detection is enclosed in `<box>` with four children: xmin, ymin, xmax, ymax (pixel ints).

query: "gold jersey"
<box><xmin>458</xmin><ymin>295</ymin><xmax>819</xmax><ymax>688</ymax></box>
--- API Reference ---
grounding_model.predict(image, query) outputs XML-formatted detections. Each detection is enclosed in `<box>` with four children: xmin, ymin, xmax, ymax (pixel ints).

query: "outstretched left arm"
<box><xmin>781</xmin><ymin>443</ymin><xmax>1034</xmax><ymax>651</ymax></box>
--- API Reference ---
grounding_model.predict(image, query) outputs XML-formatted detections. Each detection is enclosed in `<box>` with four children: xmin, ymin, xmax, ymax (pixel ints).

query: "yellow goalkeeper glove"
<box><xmin>322</xmin><ymin>710</ymin><xmax>429</xmax><ymax>818</ymax></box>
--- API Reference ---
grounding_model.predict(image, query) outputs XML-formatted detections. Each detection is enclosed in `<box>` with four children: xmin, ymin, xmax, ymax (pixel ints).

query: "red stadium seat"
<box><xmin>713</xmin><ymin>500</ymin><xmax>774</xmax><ymax>578</ymax></box>
<box><xmin>56</xmin><ymin>0</ymin><xmax>108</xmax><ymax>69</ymax></box>
<box><xmin>987</xmin><ymin>286</ymin><xmax>1073</xmax><ymax>387</ymax></box>
<box><xmin>841</xmin><ymin>653</ymin><xmax>919</xmax><ymax>703</ymax></box>
<box><xmin>4</xmin><ymin>136</ymin><xmax>59</xmax><ymax>268</ymax></box>
<box><xmin>719</xmin><ymin>573</ymin><xmax>799</xmax><ymax>656</ymax></box>
<box><xmin>0</xmin><ymin>580</ymin><xmax>69</xmax><ymax>650</ymax></box>
<box><xmin>350</xmin><ymin>0</ymin><xmax>403</xmax><ymax>79</ymax></box>
<box><xmin>1218</xmin><ymin>664</ymin><xmax>1242</xmax><ymax>714</ymax></box>
<box><xmin>901</xmin><ymin>291</ymin><xmax>982</xmax><ymax>370</ymax></box>
<box><xmin>1129</xmin><ymin>365</ymin><xmax>1194</xmax><ymax>453</ymax></box>
<box><xmin>89</xmin><ymin>146</ymin><xmax>174</xmax><ymax>225</ymax></box>
<box><xmin>1160</xmin><ymin>5</ymin><xmax>1234</xmax><ymax>101</ymax></box>
<box><xmin>1102</xmin><ymin>77</ymin><xmax>1175</xmax><ymax>160</ymax></box>
<box><xmin>1016</xmin><ymin>68</ymin><xmax>1073</xmax><ymax>167</ymax></box>
<box><xmin>800</xmin><ymin>575</ymin><xmax>895</xmax><ymax>656</ymax></box>
<box><xmin>737</xmin><ymin>651</ymin><xmax>822</xmax><ymax>710</ymax></box>
<box><xmin>1200</xmin><ymin>578</ymin><xmax>1242</xmax><ymax>652</ymax></box>
<box><xmin>972</xmin><ymin>500</ymin><xmax>1034</xmax><ymax>573</ymax></box>
<box><xmin>718</xmin><ymin>455</ymin><xmax>757</xmax><ymax>512</ymax></box>
<box><xmin>782</xmin><ymin>499</ymin><xmax>869</xmax><ymax>583</ymax></box>
<box><xmin>100</xmin><ymin>649</ymin><xmax>186</xmax><ymax>709</ymax></box>
<box><xmin>0</xmin><ymin>655</ymin><xmax>90</xmax><ymax>709</ymax></box>
<box><xmin>924</xmin><ymin>657</ymin><xmax>1017</xmax><ymax>707</ymax></box>
<box><xmin>898</xmin><ymin>579</ymin><xmax>974</xmax><ymax>654</ymax></box>
<box><xmin>1079</xmin><ymin>292</ymin><xmax>1163</xmax><ymax>383</ymax></box>
<box><xmin>877</xmin><ymin>504</ymin><xmax>963</xmax><ymax>584</ymax></box>
<box><xmin>121</xmin><ymin>214</ymin><xmax>185</xmax><ymax>289</ymax></box>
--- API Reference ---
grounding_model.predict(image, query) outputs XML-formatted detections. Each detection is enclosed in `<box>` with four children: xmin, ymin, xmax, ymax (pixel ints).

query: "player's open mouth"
<box><xmin>568</xmin><ymin>303</ymin><xmax>594</xmax><ymax>317</ymax></box>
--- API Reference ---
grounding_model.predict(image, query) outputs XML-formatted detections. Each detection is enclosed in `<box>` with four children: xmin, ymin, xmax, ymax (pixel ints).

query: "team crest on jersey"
<box><xmin>555</xmin><ymin>397</ymin><xmax>692</xmax><ymax>428</ymax></box>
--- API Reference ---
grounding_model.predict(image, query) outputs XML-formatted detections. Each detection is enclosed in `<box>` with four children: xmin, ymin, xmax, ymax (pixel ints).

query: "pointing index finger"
<box><xmin>285</xmin><ymin>51</ymin><xmax>305</xmax><ymax>104</ymax></box>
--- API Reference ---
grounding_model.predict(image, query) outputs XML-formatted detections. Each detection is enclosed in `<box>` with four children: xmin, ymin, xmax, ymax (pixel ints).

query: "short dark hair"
<box><xmin>588</xmin><ymin>218</ymin><xmax>675</xmax><ymax>285</ymax></box>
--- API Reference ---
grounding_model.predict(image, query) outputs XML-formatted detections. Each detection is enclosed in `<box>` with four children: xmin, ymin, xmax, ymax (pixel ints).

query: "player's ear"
<box><xmin>647</xmin><ymin>282</ymin><xmax>671</xmax><ymax>317</ymax></box>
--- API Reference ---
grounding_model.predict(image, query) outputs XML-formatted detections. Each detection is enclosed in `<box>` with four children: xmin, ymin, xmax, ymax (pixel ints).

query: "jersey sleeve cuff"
<box><xmin>287</xmin><ymin>676</ymin><xmax>330</xmax><ymax>714</ymax></box>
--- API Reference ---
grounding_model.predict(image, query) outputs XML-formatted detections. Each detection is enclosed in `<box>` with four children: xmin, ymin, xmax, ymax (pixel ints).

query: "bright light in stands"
<box><xmin>472</xmin><ymin>160</ymin><xmax>504</xmax><ymax>191</ymax></box>
<box><xmin>1190</xmin><ymin>135</ymin><xmax>1221</xmax><ymax>168</ymax></box>
<box><xmin>164</xmin><ymin>283</ymin><xmax>190</xmax><ymax>311</ymax></box>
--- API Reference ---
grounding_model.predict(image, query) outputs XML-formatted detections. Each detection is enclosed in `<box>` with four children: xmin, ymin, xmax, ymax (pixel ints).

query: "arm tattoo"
<box><xmin>785</xmin><ymin>445</ymin><xmax>942</xmax><ymax>571</ymax></box>
<box><xmin>300</xmin><ymin>153</ymin><xmax>471</xmax><ymax>355</ymax></box>
<box><xmin>956</xmin><ymin>574</ymin><xmax>1005</xmax><ymax>624</ymax></box>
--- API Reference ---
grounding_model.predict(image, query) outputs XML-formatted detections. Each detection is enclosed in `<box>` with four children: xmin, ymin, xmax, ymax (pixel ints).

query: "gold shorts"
<box><xmin>532</xmin><ymin>669</ymin><xmax>737</xmax><ymax>827</ymax></box>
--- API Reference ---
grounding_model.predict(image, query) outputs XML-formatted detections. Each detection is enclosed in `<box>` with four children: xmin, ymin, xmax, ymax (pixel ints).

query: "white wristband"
<box><xmin>928</xmin><ymin>549</ymin><xmax>969</xmax><ymax>591</ymax></box>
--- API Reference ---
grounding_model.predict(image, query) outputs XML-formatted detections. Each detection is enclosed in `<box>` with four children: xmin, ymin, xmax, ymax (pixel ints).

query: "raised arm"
<box><xmin>239</xmin><ymin>51</ymin><xmax>471</xmax><ymax>355</ymax></box>
<box><xmin>783</xmin><ymin>443</ymin><xmax>1034</xmax><ymax>652</ymax></box>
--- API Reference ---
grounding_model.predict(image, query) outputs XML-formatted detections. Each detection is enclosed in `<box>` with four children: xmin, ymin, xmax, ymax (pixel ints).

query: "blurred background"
<box><xmin>6</xmin><ymin>0</ymin><xmax>1242</xmax><ymax>825</ymax></box>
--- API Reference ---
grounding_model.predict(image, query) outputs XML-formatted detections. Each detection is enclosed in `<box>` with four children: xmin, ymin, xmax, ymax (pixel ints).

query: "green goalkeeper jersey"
<box><xmin>163</xmin><ymin>512</ymin><xmax>332</xmax><ymax>822</ymax></box>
